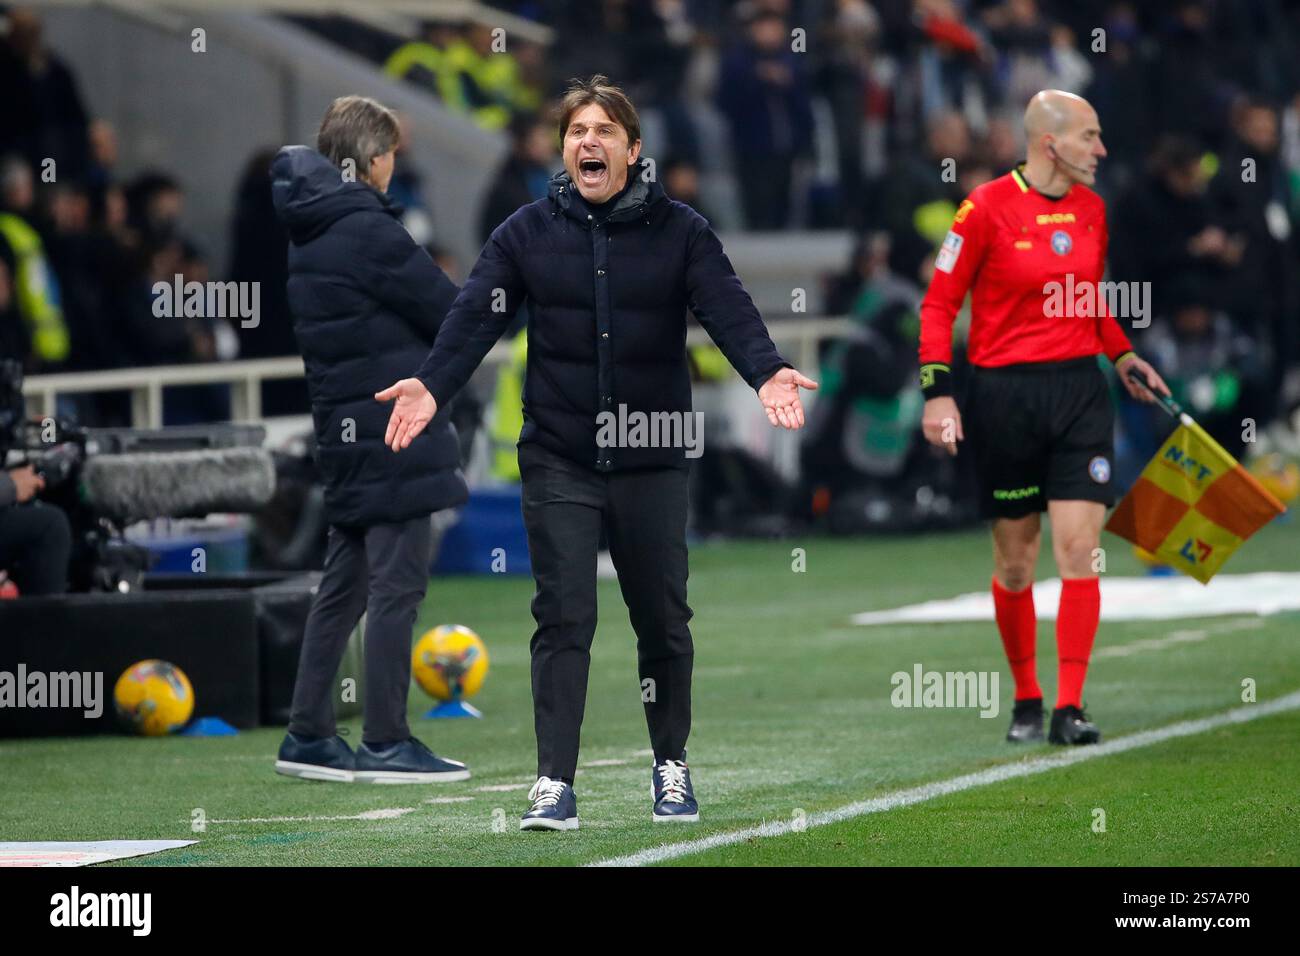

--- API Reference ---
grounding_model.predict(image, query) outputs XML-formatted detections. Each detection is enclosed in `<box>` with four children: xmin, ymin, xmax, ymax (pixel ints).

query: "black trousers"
<box><xmin>287</xmin><ymin>516</ymin><xmax>433</xmax><ymax>745</ymax></box>
<box><xmin>0</xmin><ymin>500</ymin><xmax>71</xmax><ymax>595</ymax></box>
<box><xmin>519</xmin><ymin>442</ymin><xmax>694</xmax><ymax>781</ymax></box>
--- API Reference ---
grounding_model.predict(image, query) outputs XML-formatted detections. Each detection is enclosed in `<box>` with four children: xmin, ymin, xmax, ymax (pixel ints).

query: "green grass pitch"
<box><xmin>2</xmin><ymin>518</ymin><xmax>1297</xmax><ymax>867</ymax></box>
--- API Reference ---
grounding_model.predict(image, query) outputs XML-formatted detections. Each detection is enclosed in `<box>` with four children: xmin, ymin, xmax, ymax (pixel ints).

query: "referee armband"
<box><xmin>920</xmin><ymin>362</ymin><xmax>952</xmax><ymax>399</ymax></box>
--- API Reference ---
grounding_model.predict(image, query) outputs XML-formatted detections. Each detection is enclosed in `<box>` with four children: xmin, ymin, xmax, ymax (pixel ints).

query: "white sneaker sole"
<box><xmin>352</xmin><ymin>769</ymin><xmax>471</xmax><ymax>784</ymax></box>
<box><xmin>653</xmin><ymin>811</ymin><xmax>700</xmax><ymax>823</ymax></box>
<box><xmin>274</xmin><ymin>760</ymin><xmax>354</xmax><ymax>783</ymax></box>
<box><xmin>519</xmin><ymin>816</ymin><xmax>579</xmax><ymax>831</ymax></box>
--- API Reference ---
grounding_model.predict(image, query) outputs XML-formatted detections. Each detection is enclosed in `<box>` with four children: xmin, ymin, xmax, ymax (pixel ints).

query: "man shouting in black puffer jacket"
<box><xmin>270</xmin><ymin>95</ymin><xmax>469</xmax><ymax>785</ymax></box>
<box><xmin>378</xmin><ymin>76</ymin><xmax>818</xmax><ymax>829</ymax></box>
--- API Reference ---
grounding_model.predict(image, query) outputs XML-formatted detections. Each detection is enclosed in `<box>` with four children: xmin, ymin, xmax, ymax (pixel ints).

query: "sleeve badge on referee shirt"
<box><xmin>935</xmin><ymin>230</ymin><xmax>963</xmax><ymax>273</ymax></box>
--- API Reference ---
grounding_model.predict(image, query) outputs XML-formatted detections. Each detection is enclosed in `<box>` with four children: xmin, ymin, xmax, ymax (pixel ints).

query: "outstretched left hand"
<box><xmin>758</xmin><ymin>367</ymin><xmax>819</xmax><ymax>429</ymax></box>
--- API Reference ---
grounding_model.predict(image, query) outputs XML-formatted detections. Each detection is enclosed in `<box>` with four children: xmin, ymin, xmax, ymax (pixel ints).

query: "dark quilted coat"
<box><xmin>270</xmin><ymin>145</ymin><xmax>468</xmax><ymax>526</ymax></box>
<box><xmin>416</xmin><ymin>159</ymin><xmax>789</xmax><ymax>471</ymax></box>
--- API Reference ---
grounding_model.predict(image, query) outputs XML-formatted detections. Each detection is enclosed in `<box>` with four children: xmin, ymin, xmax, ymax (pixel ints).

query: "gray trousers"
<box><xmin>287</xmin><ymin>516</ymin><xmax>434</xmax><ymax>745</ymax></box>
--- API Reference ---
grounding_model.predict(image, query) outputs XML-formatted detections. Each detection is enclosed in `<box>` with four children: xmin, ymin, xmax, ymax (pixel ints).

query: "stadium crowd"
<box><xmin>1</xmin><ymin>0</ymin><xmax>1298</xmax><ymax>469</ymax></box>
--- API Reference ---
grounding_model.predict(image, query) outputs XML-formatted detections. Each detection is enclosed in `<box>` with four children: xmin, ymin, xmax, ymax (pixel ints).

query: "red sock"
<box><xmin>1056</xmin><ymin>577</ymin><xmax>1101</xmax><ymax>709</ymax></box>
<box><xmin>992</xmin><ymin>576</ymin><xmax>1040</xmax><ymax>701</ymax></box>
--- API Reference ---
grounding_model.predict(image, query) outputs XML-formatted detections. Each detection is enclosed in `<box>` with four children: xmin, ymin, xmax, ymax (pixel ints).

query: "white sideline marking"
<box><xmin>589</xmin><ymin>691</ymin><xmax>1300</xmax><ymax>868</ymax></box>
<box><xmin>582</xmin><ymin>758</ymin><xmax>631</xmax><ymax>767</ymax></box>
<box><xmin>424</xmin><ymin>796</ymin><xmax>475</xmax><ymax>804</ymax></box>
<box><xmin>475</xmin><ymin>782</ymin><xmax>532</xmax><ymax>793</ymax></box>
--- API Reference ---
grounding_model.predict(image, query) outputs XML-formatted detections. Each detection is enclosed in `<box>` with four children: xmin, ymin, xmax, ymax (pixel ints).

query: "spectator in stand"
<box><xmin>1109</xmin><ymin>136</ymin><xmax>1243</xmax><ymax>308</ymax></box>
<box><xmin>983</xmin><ymin>115</ymin><xmax>1021</xmax><ymax>172</ymax></box>
<box><xmin>883</xmin><ymin>110</ymin><xmax>972</xmax><ymax>280</ymax></box>
<box><xmin>86</xmin><ymin>118</ymin><xmax>120</xmax><ymax>221</ymax></box>
<box><xmin>118</xmin><ymin>172</ymin><xmax>214</xmax><ymax>371</ymax></box>
<box><xmin>478</xmin><ymin>113</ymin><xmax>557</xmax><ymax>244</ymax></box>
<box><xmin>908</xmin><ymin>0</ymin><xmax>988</xmax><ymax>121</ymax></box>
<box><xmin>0</xmin><ymin>155</ymin><xmax>68</xmax><ymax>370</ymax></box>
<box><xmin>45</xmin><ymin>180</ymin><xmax>116</xmax><ymax>371</ymax></box>
<box><xmin>716</xmin><ymin>7</ymin><xmax>815</xmax><ymax>229</ymax></box>
<box><xmin>1210</xmin><ymin>96</ymin><xmax>1298</xmax><ymax>409</ymax></box>
<box><xmin>0</xmin><ymin>235</ymin><xmax>20</xmax><ymax>360</ymax></box>
<box><xmin>384</xmin><ymin>20</ymin><xmax>539</xmax><ymax>131</ymax></box>
<box><xmin>984</xmin><ymin>0</ymin><xmax>1056</xmax><ymax>111</ymax></box>
<box><xmin>1081</xmin><ymin>3</ymin><xmax>1151</xmax><ymax>195</ymax></box>
<box><xmin>661</xmin><ymin>156</ymin><xmax>717</xmax><ymax>226</ymax></box>
<box><xmin>0</xmin><ymin>7</ymin><xmax>91</xmax><ymax>182</ymax></box>
<box><xmin>1147</xmin><ymin>1</ymin><xmax>1230</xmax><ymax>149</ymax></box>
<box><xmin>813</xmin><ymin>0</ymin><xmax>881</xmax><ymax>228</ymax></box>
<box><xmin>615</xmin><ymin>0</ymin><xmax>703</xmax><ymax>165</ymax></box>
<box><xmin>229</xmin><ymin>148</ymin><xmax>306</xmax><ymax>417</ymax></box>
<box><xmin>386</xmin><ymin>113</ymin><xmax>436</xmax><ymax>248</ymax></box>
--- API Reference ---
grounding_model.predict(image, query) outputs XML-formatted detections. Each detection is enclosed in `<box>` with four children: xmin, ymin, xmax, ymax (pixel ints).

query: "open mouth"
<box><xmin>578</xmin><ymin>157</ymin><xmax>607</xmax><ymax>185</ymax></box>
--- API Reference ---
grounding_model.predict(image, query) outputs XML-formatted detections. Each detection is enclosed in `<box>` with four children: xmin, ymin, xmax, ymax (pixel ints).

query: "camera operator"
<box><xmin>0</xmin><ymin>365</ymin><xmax>72</xmax><ymax>596</ymax></box>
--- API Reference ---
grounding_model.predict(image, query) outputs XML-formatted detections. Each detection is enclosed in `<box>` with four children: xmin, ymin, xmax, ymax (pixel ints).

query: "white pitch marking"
<box><xmin>590</xmin><ymin>690</ymin><xmax>1300</xmax><ymax>867</ymax></box>
<box><xmin>630</xmin><ymin>749</ymin><xmax>655</xmax><ymax>757</ymax></box>
<box><xmin>424</xmin><ymin>796</ymin><xmax>475</xmax><ymax>804</ymax></box>
<box><xmin>474</xmin><ymin>782</ymin><xmax>532</xmax><ymax>793</ymax></box>
<box><xmin>1096</xmin><ymin>616</ymin><xmax>1267</xmax><ymax>659</ymax></box>
<box><xmin>1095</xmin><ymin>629</ymin><xmax>1207</xmax><ymax>658</ymax></box>
<box><xmin>582</xmin><ymin>758</ymin><xmax>631</xmax><ymax>767</ymax></box>
<box><xmin>207</xmin><ymin>807</ymin><xmax>420</xmax><ymax>824</ymax></box>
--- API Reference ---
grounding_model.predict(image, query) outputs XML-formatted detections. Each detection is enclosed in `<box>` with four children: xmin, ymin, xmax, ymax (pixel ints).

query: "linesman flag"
<box><xmin>1106</xmin><ymin>372</ymin><xmax>1286</xmax><ymax>583</ymax></box>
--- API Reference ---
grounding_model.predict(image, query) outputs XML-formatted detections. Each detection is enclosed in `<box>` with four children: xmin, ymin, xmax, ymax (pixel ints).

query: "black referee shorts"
<box><xmin>962</xmin><ymin>356</ymin><xmax>1116</xmax><ymax>520</ymax></box>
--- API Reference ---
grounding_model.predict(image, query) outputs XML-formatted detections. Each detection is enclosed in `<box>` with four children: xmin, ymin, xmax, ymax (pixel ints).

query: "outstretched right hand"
<box><xmin>921</xmin><ymin>396</ymin><xmax>964</xmax><ymax>456</ymax></box>
<box><xmin>375</xmin><ymin>378</ymin><xmax>438</xmax><ymax>452</ymax></box>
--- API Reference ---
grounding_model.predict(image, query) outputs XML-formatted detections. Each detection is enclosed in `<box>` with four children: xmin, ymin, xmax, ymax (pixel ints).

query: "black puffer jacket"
<box><xmin>270</xmin><ymin>145</ymin><xmax>468</xmax><ymax>526</ymax></box>
<box><xmin>416</xmin><ymin>160</ymin><xmax>789</xmax><ymax>472</ymax></box>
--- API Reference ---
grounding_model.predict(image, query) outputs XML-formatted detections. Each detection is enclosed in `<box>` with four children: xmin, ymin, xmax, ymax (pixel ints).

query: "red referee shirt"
<box><xmin>918</xmin><ymin>164</ymin><xmax>1134</xmax><ymax>398</ymax></box>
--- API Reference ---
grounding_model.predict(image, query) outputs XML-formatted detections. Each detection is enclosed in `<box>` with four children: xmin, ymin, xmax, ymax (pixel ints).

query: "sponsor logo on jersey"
<box><xmin>1014</xmin><ymin>240</ymin><xmax>1033</xmax><ymax>250</ymax></box>
<box><xmin>1089</xmin><ymin>455</ymin><xmax>1111</xmax><ymax>483</ymax></box>
<box><xmin>1050</xmin><ymin>230</ymin><xmax>1072</xmax><ymax>255</ymax></box>
<box><xmin>1036</xmin><ymin>212</ymin><xmax>1076</xmax><ymax>225</ymax></box>
<box><xmin>935</xmin><ymin>230</ymin><xmax>963</xmax><ymax>273</ymax></box>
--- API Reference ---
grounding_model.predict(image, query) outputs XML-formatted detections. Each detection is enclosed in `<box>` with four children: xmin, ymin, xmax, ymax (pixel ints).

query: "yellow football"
<box><xmin>113</xmin><ymin>660</ymin><xmax>194</xmax><ymax>736</ymax></box>
<box><xmin>411</xmin><ymin>625</ymin><xmax>489</xmax><ymax>702</ymax></box>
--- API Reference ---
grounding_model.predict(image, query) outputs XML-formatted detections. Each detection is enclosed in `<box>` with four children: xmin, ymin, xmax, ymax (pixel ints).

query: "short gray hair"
<box><xmin>316</xmin><ymin>95</ymin><xmax>399</xmax><ymax>175</ymax></box>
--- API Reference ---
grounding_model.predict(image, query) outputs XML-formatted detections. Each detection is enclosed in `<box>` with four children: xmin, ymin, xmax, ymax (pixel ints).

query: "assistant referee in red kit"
<box><xmin>919</xmin><ymin>90</ymin><xmax>1170</xmax><ymax>746</ymax></box>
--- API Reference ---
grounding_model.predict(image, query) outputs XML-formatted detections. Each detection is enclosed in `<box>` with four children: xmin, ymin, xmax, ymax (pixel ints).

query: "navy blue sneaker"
<box><xmin>353</xmin><ymin>737</ymin><xmax>470</xmax><ymax>783</ymax></box>
<box><xmin>275</xmin><ymin>731</ymin><xmax>355</xmax><ymax>782</ymax></box>
<box><xmin>520</xmin><ymin>777</ymin><xmax>578</xmax><ymax>831</ymax></box>
<box><xmin>652</xmin><ymin>758</ymin><xmax>699</xmax><ymax>822</ymax></box>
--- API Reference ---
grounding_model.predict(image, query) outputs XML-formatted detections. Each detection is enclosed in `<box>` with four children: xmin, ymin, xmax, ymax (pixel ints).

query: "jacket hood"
<box><xmin>548</xmin><ymin>157</ymin><xmax>665</xmax><ymax>224</ymax></box>
<box><xmin>270</xmin><ymin>145</ymin><xmax>396</xmax><ymax>243</ymax></box>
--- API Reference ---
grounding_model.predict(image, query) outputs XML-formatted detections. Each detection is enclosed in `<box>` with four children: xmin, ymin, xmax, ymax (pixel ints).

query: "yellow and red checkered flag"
<box><xmin>1106</xmin><ymin>375</ymin><xmax>1286</xmax><ymax>583</ymax></box>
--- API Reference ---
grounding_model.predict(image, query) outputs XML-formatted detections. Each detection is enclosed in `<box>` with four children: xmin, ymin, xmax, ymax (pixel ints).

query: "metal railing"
<box><xmin>22</xmin><ymin>317</ymin><xmax>856</xmax><ymax>429</ymax></box>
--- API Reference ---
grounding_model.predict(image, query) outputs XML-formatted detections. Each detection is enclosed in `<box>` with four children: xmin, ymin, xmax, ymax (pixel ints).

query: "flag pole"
<box><xmin>1125</xmin><ymin>368</ymin><xmax>1192</xmax><ymax>426</ymax></box>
